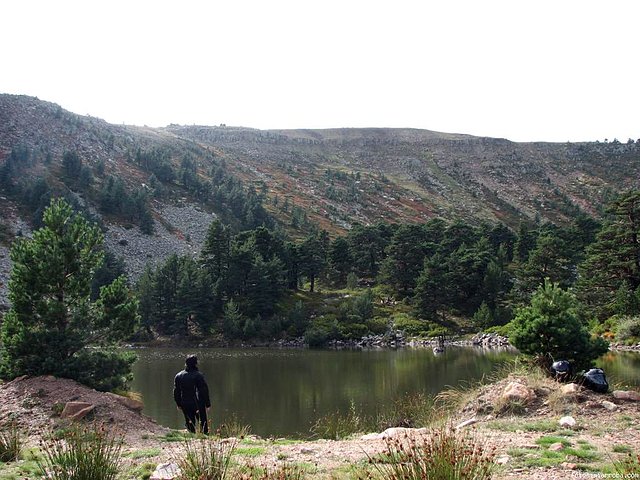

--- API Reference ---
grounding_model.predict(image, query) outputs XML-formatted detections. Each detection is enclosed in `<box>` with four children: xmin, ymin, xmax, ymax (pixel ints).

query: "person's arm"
<box><xmin>173</xmin><ymin>374</ymin><xmax>182</xmax><ymax>408</ymax></box>
<box><xmin>197</xmin><ymin>373</ymin><xmax>211</xmax><ymax>408</ymax></box>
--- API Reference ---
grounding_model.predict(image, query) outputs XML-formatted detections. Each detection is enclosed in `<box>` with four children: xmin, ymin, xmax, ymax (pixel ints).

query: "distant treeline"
<box><xmin>134</xmin><ymin>190</ymin><xmax>640</xmax><ymax>344</ymax></box>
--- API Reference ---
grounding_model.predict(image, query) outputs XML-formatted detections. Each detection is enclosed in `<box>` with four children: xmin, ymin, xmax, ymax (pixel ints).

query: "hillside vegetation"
<box><xmin>1</xmin><ymin>94</ymin><xmax>640</xmax><ymax>355</ymax></box>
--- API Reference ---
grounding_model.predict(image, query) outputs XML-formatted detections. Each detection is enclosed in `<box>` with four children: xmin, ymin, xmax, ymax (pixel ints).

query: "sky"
<box><xmin>1</xmin><ymin>0</ymin><xmax>638</xmax><ymax>142</ymax></box>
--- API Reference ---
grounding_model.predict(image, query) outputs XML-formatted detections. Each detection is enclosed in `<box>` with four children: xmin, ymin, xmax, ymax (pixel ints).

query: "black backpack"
<box><xmin>582</xmin><ymin>368</ymin><xmax>609</xmax><ymax>393</ymax></box>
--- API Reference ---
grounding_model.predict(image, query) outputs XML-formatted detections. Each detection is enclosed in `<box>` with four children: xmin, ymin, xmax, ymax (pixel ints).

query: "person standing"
<box><xmin>173</xmin><ymin>354</ymin><xmax>211</xmax><ymax>434</ymax></box>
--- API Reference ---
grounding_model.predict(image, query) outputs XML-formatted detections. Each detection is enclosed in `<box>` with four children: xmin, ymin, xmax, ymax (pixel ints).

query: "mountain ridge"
<box><xmin>1</xmin><ymin>93</ymin><xmax>639</xmax><ymax>235</ymax></box>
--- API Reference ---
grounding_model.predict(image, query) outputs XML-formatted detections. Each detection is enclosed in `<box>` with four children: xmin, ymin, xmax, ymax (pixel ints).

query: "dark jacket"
<box><xmin>173</xmin><ymin>367</ymin><xmax>211</xmax><ymax>409</ymax></box>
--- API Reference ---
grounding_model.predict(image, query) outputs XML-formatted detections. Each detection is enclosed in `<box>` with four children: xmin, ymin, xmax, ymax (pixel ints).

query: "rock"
<box><xmin>601</xmin><ymin>400</ymin><xmax>618</xmax><ymax>411</ymax></box>
<box><xmin>150</xmin><ymin>462</ymin><xmax>180</xmax><ymax>480</ymax></box>
<box><xmin>300</xmin><ymin>447</ymin><xmax>315</xmax><ymax>455</ymax></box>
<box><xmin>559</xmin><ymin>416</ymin><xmax>577</xmax><ymax>429</ymax></box>
<box><xmin>495</xmin><ymin>454</ymin><xmax>510</xmax><ymax>464</ymax></box>
<box><xmin>60</xmin><ymin>401</ymin><xmax>95</xmax><ymax>420</ymax></box>
<box><xmin>549</xmin><ymin>442</ymin><xmax>565</xmax><ymax>451</ymax></box>
<box><xmin>360</xmin><ymin>427</ymin><xmax>427</xmax><ymax>440</ymax></box>
<box><xmin>560</xmin><ymin>383</ymin><xmax>581</xmax><ymax>395</ymax></box>
<box><xmin>561</xmin><ymin>462</ymin><xmax>578</xmax><ymax>470</ymax></box>
<box><xmin>455</xmin><ymin>417</ymin><xmax>477</xmax><ymax>430</ymax></box>
<box><xmin>612</xmin><ymin>390</ymin><xmax>640</xmax><ymax>401</ymax></box>
<box><xmin>501</xmin><ymin>382</ymin><xmax>536</xmax><ymax>403</ymax></box>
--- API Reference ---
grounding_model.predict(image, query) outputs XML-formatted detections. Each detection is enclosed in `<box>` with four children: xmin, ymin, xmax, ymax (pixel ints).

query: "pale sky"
<box><xmin>1</xmin><ymin>0</ymin><xmax>638</xmax><ymax>142</ymax></box>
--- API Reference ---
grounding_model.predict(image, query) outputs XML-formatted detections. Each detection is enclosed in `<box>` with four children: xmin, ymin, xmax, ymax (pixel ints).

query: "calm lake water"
<box><xmin>130</xmin><ymin>347</ymin><xmax>640</xmax><ymax>438</ymax></box>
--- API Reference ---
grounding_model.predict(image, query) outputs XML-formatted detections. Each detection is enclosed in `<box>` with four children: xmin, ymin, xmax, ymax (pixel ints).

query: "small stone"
<box><xmin>495</xmin><ymin>454</ymin><xmax>510</xmax><ymax>464</ymax></box>
<box><xmin>601</xmin><ymin>400</ymin><xmax>618</xmax><ymax>411</ymax></box>
<box><xmin>561</xmin><ymin>383</ymin><xmax>581</xmax><ymax>395</ymax></box>
<box><xmin>561</xmin><ymin>462</ymin><xmax>578</xmax><ymax>470</ymax></box>
<box><xmin>613</xmin><ymin>390</ymin><xmax>640</xmax><ymax>402</ymax></box>
<box><xmin>559</xmin><ymin>416</ymin><xmax>577</xmax><ymax>428</ymax></box>
<box><xmin>300</xmin><ymin>447</ymin><xmax>315</xmax><ymax>454</ymax></box>
<box><xmin>549</xmin><ymin>442</ymin><xmax>565</xmax><ymax>451</ymax></box>
<box><xmin>455</xmin><ymin>417</ymin><xmax>477</xmax><ymax>430</ymax></box>
<box><xmin>150</xmin><ymin>462</ymin><xmax>180</xmax><ymax>480</ymax></box>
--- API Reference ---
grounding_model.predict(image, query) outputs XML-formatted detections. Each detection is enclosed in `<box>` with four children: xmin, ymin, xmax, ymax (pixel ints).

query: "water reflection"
<box><xmin>131</xmin><ymin>347</ymin><xmax>517</xmax><ymax>437</ymax></box>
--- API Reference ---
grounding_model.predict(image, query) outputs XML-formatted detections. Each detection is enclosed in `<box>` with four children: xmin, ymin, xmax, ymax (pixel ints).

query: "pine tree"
<box><xmin>510</xmin><ymin>281</ymin><xmax>608</xmax><ymax>371</ymax></box>
<box><xmin>0</xmin><ymin>199</ymin><xmax>139</xmax><ymax>391</ymax></box>
<box><xmin>576</xmin><ymin>191</ymin><xmax>640</xmax><ymax>319</ymax></box>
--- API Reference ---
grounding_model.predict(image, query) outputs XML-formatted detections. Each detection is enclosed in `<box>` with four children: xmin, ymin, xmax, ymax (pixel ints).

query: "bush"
<box><xmin>0</xmin><ymin>422</ymin><xmax>22</xmax><ymax>462</ymax></box>
<box><xmin>177</xmin><ymin>437</ymin><xmax>236</xmax><ymax>480</ymax></box>
<box><xmin>362</xmin><ymin>425</ymin><xmax>495</xmax><ymax>479</ymax></box>
<box><xmin>37</xmin><ymin>425</ymin><xmax>123</xmax><ymax>480</ymax></box>
<box><xmin>392</xmin><ymin>314</ymin><xmax>432</xmax><ymax>337</ymax></box>
<box><xmin>615</xmin><ymin>315</ymin><xmax>640</xmax><ymax>344</ymax></box>
<box><xmin>310</xmin><ymin>401</ymin><xmax>365</xmax><ymax>440</ymax></box>
<box><xmin>510</xmin><ymin>281</ymin><xmax>609</xmax><ymax>372</ymax></box>
<box><xmin>304</xmin><ymin>315</ymin><xmax>340</xmax><ymax>347</ymax></box>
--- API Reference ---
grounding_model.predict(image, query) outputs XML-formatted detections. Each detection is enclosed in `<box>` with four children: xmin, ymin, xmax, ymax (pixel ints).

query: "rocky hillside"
<box><xmin>1</xmin><ymin>93</ymin><xmax>639</xmax><ymax>303</ymax></box>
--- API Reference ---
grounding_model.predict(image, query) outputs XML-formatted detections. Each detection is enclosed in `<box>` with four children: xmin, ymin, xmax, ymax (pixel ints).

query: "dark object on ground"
<box><xmin>581</xmin><ymin>368</ymin><xmax>609</xmax><ymax>393</ymax></box>
<box><xmin>551</xmin><ymin>360</ymin><xmax>572</xmax><ymax>382</ymax></box>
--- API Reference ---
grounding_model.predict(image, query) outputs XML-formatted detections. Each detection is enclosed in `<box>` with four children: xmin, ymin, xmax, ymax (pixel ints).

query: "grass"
<box><xmin>612</xmin><ymin>444</ymin><xmax>633</xmax><ymax>454</ymax></box>
<box><xmin>0</xmin><ymin>423</ymin><xmax>22</xmax><ymax>463</ymax></box>
<box><xmin>124</xmin><ymin>447</ymin><xmax>161</xmax><ymax>459</ymax></box>
<box><xmin>176</xmin><ymin>437</ymin><xmax>237</xmax><ymax>480</ymax></box>
<box><xmin>235</xmin><ymin>446</ymin><xmax>267</xmax><ymax>457</ymax></box>
<box><xmin>360</xmin><ymin>425</ymin><xmax>496</xmax><ymax>479</ymax></box>
<box><xmin>507</xmin><ymin>434</ymin><xmax>601</xmax><ymax>470</ymax></box>
<box><xmin>487</xmin><ymin>418</ymin><xmax>562</xmax><ymax>433</ymax></box>
<box><xmin>37</xmin><ymin>424</ymin><xmax>123</xmax><ymax>480</ymax></box>
<box><xmin>238</xmin><ymin>463</ymin><xmax>308</xmax><ymax>479</ymax></box>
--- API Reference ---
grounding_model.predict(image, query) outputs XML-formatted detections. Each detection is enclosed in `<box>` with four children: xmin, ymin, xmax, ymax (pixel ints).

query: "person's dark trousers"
<box><xmin>182</xmin><ymin>404</ymin><xmax>209</xmax><ymax>434</ymax></box>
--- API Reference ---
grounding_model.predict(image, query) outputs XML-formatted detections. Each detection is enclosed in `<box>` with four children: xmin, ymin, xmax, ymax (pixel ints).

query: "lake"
<box><xmin>130</xmin><ymin>347</ymin><xmax>640</xmax><ymax>438</ymax></box>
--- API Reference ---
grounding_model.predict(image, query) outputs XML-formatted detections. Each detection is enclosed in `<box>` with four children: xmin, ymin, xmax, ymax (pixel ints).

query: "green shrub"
<box><xmin>510</xmin><ymin>281</ymin><xmax>608</xmax><ymax>371</ymax></box>
<box><xmin>0</xmin><ymin>422</ymin><xmax>22</xmax><ymax>462</ymax></box>
<box><xmin>615</xmin><ymin>315</ymin><xmax>640</xmax><ymax>343</ymax></box>
<box><xmin>304</xmin><ymin>315</ymin><xmax>340</xmax><ymax>347</ymax></box>
<box><xmin>339</xmin><ymin>322</ymin><xmax>369</xmax><ymax>339</ymax></box>
<box><xmin>362</xmin><ymin>425</ymin><xmax>495</xmax><ymax>479</ymax></box>
<box><xmin>392</xmin><ymin>314</ymin><xmax>432</xmax><ymax>337</ymax></box>
<box><xmin>485</xmin><ymin>323</ymin><xmax>512</xmax><ymax>337</ymax></box>
<box><xmin>37</xmin><ymin>425</ymin><xmax>123</xmax><ymax>480</ymax></box>
<box><xmin>310</xmin><ymin>401</ymin><xmax>365</xmax><ymax>440</ymax></box>
<box><xmin>176</xmin><ymin>438</ymin><xmax>236</xmax><ymax>480</ymax></box>
<box><xmin>376</xmin><ymin>393</ymin><xmax>436</xmax><ymax>430</ymax></box>
<box><xmin>216</xmin><ymin>414</ymin><xmax>251</xmax><ymax>439</ymax></box>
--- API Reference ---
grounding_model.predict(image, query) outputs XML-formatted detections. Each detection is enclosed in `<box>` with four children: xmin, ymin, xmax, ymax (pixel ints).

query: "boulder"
<box><xmin>60</xmin><ymin>401</ymin><xmax>95</xmax><ymax>420</ymax></box>
<box><xmin>150</xmin><ymin>463</ymin><xmax>180</xmax><ymax>480</ymax></box>
<box><xmin>601</xmin><ymin>400</ymin><xmax>618</xmax><ymax>411</ymax></box>
<box><xmin>612</xmin><ymin>390</ymin><xmax>640</xmax><ymax>402</ymax></box>
<box><xmin>501</xmin><ymin>382</ymin><xmax>536</xmax><ymax>403</ymax></box>
<box><xmin>559</xmin><ymin>416</ymin><xmax>577</xmax><ymax>429</ymax></box>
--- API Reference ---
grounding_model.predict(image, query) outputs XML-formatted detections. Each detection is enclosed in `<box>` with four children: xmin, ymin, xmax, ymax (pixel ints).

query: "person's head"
<box><xmin>185</xmin><ymin>355</ymin><xmax>198</xmax><ymax>370</ymax></box>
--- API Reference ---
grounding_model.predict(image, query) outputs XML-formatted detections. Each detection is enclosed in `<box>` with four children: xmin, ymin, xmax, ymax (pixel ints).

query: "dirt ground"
<box><xmin>1</xmin><ymin>374</ymin><xmax>638</xmax><ymax>479</ymax></box>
